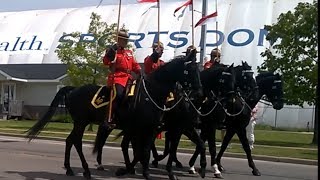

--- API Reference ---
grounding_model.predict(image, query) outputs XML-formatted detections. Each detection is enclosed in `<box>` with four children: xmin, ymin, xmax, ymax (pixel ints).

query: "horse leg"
<box><xmin>95</xmin><ymin>125</ymin><xmax>112</xmax><ymax>170</ymax></box>
<box><xmin>165</xmin><ymin>131</ymin><xmax>181</xmax><ymax>180</ymax></box>
<box><xmin>216</xmin><ymin>129</ymin><xmax>235</xmax><ymax>172</ymax></box>
<box><xmin>237</xmin><ymin>128</ymin><xmax>261</xmax><ymax>176</ymax></box>
<box><xmin>207</xmin><ymin>128</ymin><xmax>221</xmax><ymax>178</ymax></box>
<box><xmin>116</xmin><ymin>134</ymin><xmax>135</xmax><ymax>176</ymax></box>
<box><xmin>188</xmin><ymin>145</ymin><xmax>200</xmax><ymax>174</ymax></box>
<box><xmin>72</xmin><ymin>125</ymin><xmax>91</xmax><ymax>179</ymax></box>
<box><xmin>141</xmin><ymin>134</ymin><xmax>153</xmax><ymax>180</ymax></box>
<box><xmin>151</xmin><ymin>137</ymin><xmax>159</xmax><ymax>168</ymax></box>
<box><xmin>64</xmin><ymin>130</ymin><xmax>74</xmax><ymax>176</ymax></box>
<box><xmin>188</xmin><ymin>128</ymin><xmax>207</xmax><ymax>174</ymax></box>
<box><xmin>157</xmin><ymin>131</ymin><xmax>171</xmax><ymax>161</ymax></box>
<box><xmin>185</xmin><ymin>128</ymin><xmax>206</xmax><ymax>178</ymax></box>
<box><xmin>173</xmin><ymin>154</ymin><xmax>183</xmax><ymax>169</ymax></box>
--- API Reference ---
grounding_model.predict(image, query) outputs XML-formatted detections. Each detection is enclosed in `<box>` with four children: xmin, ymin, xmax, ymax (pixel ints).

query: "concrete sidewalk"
<box><xmin>0</xmin><ymin>131</ymin><xmax>317</xmax><ymax>166</ymax></box>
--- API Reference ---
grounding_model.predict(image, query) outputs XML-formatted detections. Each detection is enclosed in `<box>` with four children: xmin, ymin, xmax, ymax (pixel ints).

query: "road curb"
<box><xmin>0</xmin><ymin>132</ymin><xmax>317</xmax><ymax>166</ymax></box>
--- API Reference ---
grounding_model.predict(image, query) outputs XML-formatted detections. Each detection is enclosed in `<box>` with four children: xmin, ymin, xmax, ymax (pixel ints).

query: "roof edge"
<box><xmin>2</xmin><ymin>73</ymin><xmax>67</xmax><ymax>83</ymax></box>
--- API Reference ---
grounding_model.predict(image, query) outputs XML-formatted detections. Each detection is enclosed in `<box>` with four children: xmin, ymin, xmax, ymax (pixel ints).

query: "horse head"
<box><xmin>182</xmin><ymin>49</ymin><xmax>203</xmax><ymax>95</ymax></box>
<box><xmin>151</xmin><ymin>48</ymin><xmax>202</xmax><ymax>98</ymax></box>
<box><xmin>201</xmin><ymin>63</ymin><xmax>236</xmax><ymax>101</ymax></box>
<box><xmin>256</xmin><ymin>72</ymin><xmax>284</xmax><ymax>110</ymax></box>
<box><xmin>235</xmin><ymin>61</ymin><xmax>257</xmax><ymax>99</ymax></box>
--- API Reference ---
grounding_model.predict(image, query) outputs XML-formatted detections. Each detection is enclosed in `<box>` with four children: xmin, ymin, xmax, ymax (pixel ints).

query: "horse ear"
<box><xmin>184</xmin><ymin>49</ymin><xmax>196</xmax><ymax>62</ymax></box>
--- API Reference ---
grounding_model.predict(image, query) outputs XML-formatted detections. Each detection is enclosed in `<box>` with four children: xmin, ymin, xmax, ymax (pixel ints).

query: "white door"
<box><xmin>2</xmin><ymin>83</ymin><xmax>16</xmax><ymax>113</ymax></box>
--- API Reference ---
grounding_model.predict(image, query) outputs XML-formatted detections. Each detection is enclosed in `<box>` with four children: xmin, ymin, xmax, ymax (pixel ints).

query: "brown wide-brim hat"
<box><xmin>113</xmin><ymin>30</ymin><xmax>131</xmax><ymax>40</ymax></box>
<box><xmin>182</xmin><ymin>45</ymin><xmax>199</xmax><ymax>53</ymax></box>
<box><xmin>151</xmin><ymin>41</ymin><xmax>164</xmax><ymax>49</ymax></box>
<box><xmin>210</xmin><ymin>48</ymin><xmax>221</xmax><ymax>57</ymax></box>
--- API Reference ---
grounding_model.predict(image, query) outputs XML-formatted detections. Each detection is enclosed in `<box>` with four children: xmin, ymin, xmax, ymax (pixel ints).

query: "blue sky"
<box><xmin>0</xmin><ymin>0</ymin><xmax>149</xmax><ymax>12</ymax></box>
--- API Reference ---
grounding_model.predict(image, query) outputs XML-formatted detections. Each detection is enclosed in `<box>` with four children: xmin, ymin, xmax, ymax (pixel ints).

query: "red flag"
<box><xmin>137</xmin><ymin>0</ymin><xmax>158</xmax><ymax>3</ymax></box>
<box><xmin>195</xmin><ymin>11</ymin><xmax>218</xmax><ymax>27</ymax></box>
<box><xmin>173</xmin><ymin>0</ymin><xmax>192</xmax><ymax>16</ymax></box>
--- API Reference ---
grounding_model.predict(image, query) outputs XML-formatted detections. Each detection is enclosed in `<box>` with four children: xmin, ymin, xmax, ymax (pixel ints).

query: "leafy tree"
<box><xmin>55</xmin><ymin>12</ymin><xmax>128</xmax><ymax>130</ymax></box>
<box><xmin>259</xmin><ymin>1</ymin><xmax>318</xmax><ymax>144</ymax></box>
<box><xmin>56</xmin><ymin>12</ymin><xmax>129</xmax><ymax>86</ymax></box>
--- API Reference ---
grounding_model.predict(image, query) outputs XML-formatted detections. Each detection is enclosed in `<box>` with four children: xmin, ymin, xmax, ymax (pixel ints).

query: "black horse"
<box><xmin>188</xmin><ymin>61</ymin><xmax>257</xmax><ymax>177</ymax></box>
<box><xmin>25</xmin><ymin>49</ymin><xmax>203</xmax><ymax>180</ymax></box>
<box><xmin>148</xmin><ymin>63</ymin><xmax>237</xmax><ymax>175</ymax></box>
<box><xmin>215</xmin><ymin>70</ymin><xmax>284</xmax><ymax>176</ymax></box>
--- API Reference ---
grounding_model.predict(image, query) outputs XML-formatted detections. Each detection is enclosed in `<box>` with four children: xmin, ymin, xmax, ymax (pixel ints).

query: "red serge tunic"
<box><xmin>103</xmin><ymin>49</ymin><xmax>141</xmax><ymax>87</ymax></box>
<box><xmin>204</xmin><ymin>61</ymin><xmax>215</xmax><ymax>70</ymax></box>
<box><xmin>144</xmin><ymin>56</ymin><xmax>165</xmax><ymax>75</ymax></box>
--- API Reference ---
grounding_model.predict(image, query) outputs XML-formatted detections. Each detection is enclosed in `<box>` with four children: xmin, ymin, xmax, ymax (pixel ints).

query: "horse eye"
<box><xmin>184</xmin><ymin>70</ymin><xmax>188</xmax><ymax>75</ymax></box>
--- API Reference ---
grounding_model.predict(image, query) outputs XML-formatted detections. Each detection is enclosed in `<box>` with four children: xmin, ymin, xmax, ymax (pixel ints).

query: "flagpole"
<box><xmin>116</xmin><ymin>0</ymin><xmax>122</xmax><ymax>40</ymax></box>
<box><xmin>191</xmin><ymin>0</ymin><xmax>194</xmax><ymax>46</ymax></box>
<box><xmin>199</xmin><ymin>0</ymin><xmax>208</xmax><ymax>70</ymax></box>
<box><xmin>215</xmin><ymin>0</ymin><xmax>218</xmax><ymax>51</ymax></box>
<box><xmin>157</xmin><ymin>0</ymin><xmax>160</xmax><ymax>44</ymax></box>
<box><xmin>108</xmin><ymin>0</ymin><xmax>122</xmax><ymax>123</ymax></box>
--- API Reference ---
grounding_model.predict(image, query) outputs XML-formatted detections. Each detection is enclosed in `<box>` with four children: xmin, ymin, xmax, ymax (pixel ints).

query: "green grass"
<box><xmin>0</xmin><ymin>120</ymin><xmax>317</xmax><ymax>160</ymax></box>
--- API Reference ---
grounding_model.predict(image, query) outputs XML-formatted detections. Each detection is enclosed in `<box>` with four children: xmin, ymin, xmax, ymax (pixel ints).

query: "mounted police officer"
<box><xmin>144</xmin><ymin>41</ymin><xmax>165</xmax><ymax>75</ymax></box>
<box><xmin>103</xmin><ymin>29</ymin><xmax>142</xmax><ymax>128</ymax></box>
<box><xmin>204</xmin><ymin>48</ymin><xmax>221</xmax><ymax>69</ymax></box>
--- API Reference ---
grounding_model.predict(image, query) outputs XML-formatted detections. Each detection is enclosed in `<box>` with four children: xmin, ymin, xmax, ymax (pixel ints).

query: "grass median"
<box><xmin>0</xmin><ymin>120</ymin><xmax>317</xmax><ymax>160</ymax></box>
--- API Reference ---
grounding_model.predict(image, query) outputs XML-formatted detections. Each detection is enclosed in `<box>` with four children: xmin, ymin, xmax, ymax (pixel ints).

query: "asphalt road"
<box><xmin>0</xmin><ymin>135</ymin><xmax>317</xmax><ymax>180</ymax></box>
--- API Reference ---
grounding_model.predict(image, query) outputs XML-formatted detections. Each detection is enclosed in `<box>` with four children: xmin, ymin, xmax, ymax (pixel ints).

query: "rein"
<box><xmin>220</xmin><ymin>92</ymin><xmax>247</xmax><ymax>117</ymax></box>
<box><xmin>141</xmin><ymin>78</ymin><xmax>185</xmax><ymax>112</ymax></box>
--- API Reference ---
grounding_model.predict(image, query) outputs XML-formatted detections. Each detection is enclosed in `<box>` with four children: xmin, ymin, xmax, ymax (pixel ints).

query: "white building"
<box><xmin>0</xmin><ymin>0</ymin><xmax>315</xmax><ymax>127</ymax></box>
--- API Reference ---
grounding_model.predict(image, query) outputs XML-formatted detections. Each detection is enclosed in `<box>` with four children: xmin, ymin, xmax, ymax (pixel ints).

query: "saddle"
<box><xmin>90</xmin><ymin>81</ymin><xmax>137</xmax><ymax>109</ymax></box>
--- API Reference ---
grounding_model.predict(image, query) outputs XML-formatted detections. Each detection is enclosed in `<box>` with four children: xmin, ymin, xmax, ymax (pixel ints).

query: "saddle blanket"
<box><xmin>91</xmin><ymin>82</ymin><xmax>137</xmax><ymax>109</ymax></box>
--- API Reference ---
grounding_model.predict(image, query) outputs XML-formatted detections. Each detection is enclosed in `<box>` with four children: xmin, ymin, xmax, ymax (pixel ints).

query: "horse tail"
<box><xmin>25</xmin><ymin>86</ymin><xmax>75</xmax><ymax>141</ymax></box>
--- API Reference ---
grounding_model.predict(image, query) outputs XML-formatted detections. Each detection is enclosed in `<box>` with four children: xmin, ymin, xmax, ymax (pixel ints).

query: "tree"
<box><xmin>259</xmin><ymin>1</ymin><xmax>318</xmax><ymax>144</ymax></box>
<box><xmin>55</xmin><ymin>12</ymin><xmax>128</xmax><ymax>131</ymax></box>
<box><xmin>55</xmin><ymin>12</ymin><xmax>119</xmax><ymax>86</ymax></box>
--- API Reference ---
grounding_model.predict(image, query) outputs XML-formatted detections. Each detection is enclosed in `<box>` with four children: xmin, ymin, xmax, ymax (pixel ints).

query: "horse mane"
<box><xmin>200</xmin><ymin>64</ymin><xmax>227</xmax><ymax>88</ymax></box>
<box><xmin>256</xmin><ymin>71</ymin><xmax>275</xmax><ymax>84</ymax></box>
<box><xmin>151</xmin><ymin>55</ymin><xmax>186</xmax><ymax>82</ymax></box>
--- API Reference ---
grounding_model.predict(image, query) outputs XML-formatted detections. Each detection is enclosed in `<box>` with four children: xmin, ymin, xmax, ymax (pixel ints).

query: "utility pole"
<box><xmin>199</xmin><ymin>0</ymin><xmax>208</xmax><ymax>70</ymax></box>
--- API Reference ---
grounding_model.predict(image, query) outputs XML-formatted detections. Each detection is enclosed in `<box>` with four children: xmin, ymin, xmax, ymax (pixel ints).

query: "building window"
<box><xmin>1</xmin><ymin>83</ymin><xmax>16</xmax><ymax>113</ymax></box>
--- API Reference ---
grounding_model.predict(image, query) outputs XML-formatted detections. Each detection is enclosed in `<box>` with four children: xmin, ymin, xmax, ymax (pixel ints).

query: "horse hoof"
<box><xmin>188</xmin><ymin>166</ymin><xmax>196</xmax><ymax>174</ymax></box>
<box><xmin>218</xmin><ymin>165</ymin><xmax>225</xmax><ymax>172</ymax></box>
<box><xmin>214</xmin><ymin>173</ymin><xmax>223</xmax><ymax>178</ymax></box>
<box><xmin>128</xmin><ymin>167</ymin><xmax>136</xmax><ymax>175</ymax></box>
<box><xmin>66</xmin><ymin>169</ymin><xmax>74</xmax><ymax>176</ymax></box>
<box><xmin>169</xmin><ymin>174</ymin><xmax>179</xmax><ymax>180</ymax></box>
<box><xmin>175</xmin><ymin>161</ymin><xmax>183</xmax><ymax>168</ymax></box>
<box><xmin>97</xmin><ymin>164</ymin><xmax>104</xmax><ymax>171</ymax></box>
<box><xmin>198</xmin><ymin>167</ymin><xmax>206</xmax><ymax>178</ymax></box>
<box><xmin>115</xmin><ymin>168</ymin><xmax>128</xmax><ymax>176</ymax></box>
<box><xmin>83</xmin><ymin>171</ymin><xmax>91</xmax><ymax>179</ymax></box>
<box><xmin>152</xmin><ymin>160</ymin><xmax>158</xmax><ymax>168</ymax></box>
<box><xmin>143</xmin><ymin>173</ymin><xmax>151</xmax><ymax>180</ymax></box>
<box><xmin>252</xmin><ymin>169</ymin><xmax>261</xmax><ymax>176</ymax></box>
